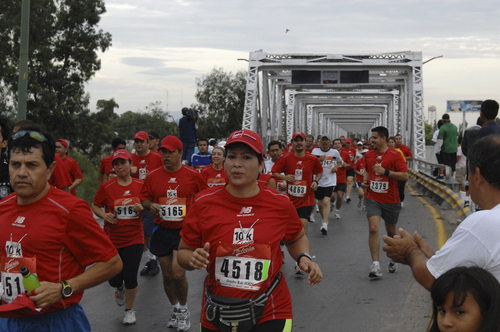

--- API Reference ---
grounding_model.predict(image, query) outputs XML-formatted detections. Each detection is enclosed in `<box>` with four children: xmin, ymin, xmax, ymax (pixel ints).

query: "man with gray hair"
<box><xmin>383</xmin><ymin>134</ymin><xmax>500</xmax><ymax>289</ymax></box>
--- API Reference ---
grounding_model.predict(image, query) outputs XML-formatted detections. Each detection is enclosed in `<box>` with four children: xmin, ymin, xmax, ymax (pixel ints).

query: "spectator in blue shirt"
<box><xmin>177</xmin><ymin>108</ymin><xmax>198</xmax><ymax>164</ymax></box>
<box><xmin>191</xmin><ymin>138</ymin><xmax>211</xmax><ymax>171</ymax></box>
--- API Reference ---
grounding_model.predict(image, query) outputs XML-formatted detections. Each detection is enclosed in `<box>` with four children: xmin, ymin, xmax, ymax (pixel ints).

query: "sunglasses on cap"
<box><xmin>12</xmin><ymin>130</ymin><xmax>48</xmax><ymax>142</ymax></box>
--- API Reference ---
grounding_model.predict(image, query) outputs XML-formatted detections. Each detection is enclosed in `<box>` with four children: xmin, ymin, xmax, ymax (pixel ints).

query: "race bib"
<box><xmin>370</xmin><ymin>181</ymin><xmax>389</xmax><ymax>193</ymax></box>
<box><xmin>208</xmin><ymin>178</ymin><xmax>225</xmax><ymax>187</ymax></box>
<box><xmin>138</xmin><ymin>167</ymin><xmax>147</xmax><ymax>180</ymax></box>
<box><xmin>114</xmin><ymin>197</ymin><xmax>141</xmax><ymax>220</ymax></box>
<box><xmin>196</xmin><ymin>165</ymin><xmax>206</xmax><ymax>172</ymax></box>
<box><xmin>1</xmin><ymin>256</ymin><xmax>36</xmax><ymax>304</ymax></box>
<box><xmin>215</xmin><ymin>243</ymin><xmax>271</xmax><ymax>291</ymax></box>
<box><xmin>159</xmin><ymin>197</ymin><xmax>186</xmax><ymax>222</ymax></box>
<box><xmin>321</xmin><ymin>157</ymin><xmax>334</xmax><ymax>168</ymax></box>
<box><xmin>288</xmin><ymin>180</ymin><xmax>307</xmax><ymax>197</ymax></box>
<box><xmin>295</xmin><ymin>168</ymin><xmax>303</xmax><ymax>181</ymax></box>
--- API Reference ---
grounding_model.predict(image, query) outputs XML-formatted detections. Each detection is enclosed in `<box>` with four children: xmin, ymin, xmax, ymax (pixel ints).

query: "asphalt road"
<box><xmin>82</xmin><ymin>181</ymin><xmax>452</xmax><ymax>331</ymax></box>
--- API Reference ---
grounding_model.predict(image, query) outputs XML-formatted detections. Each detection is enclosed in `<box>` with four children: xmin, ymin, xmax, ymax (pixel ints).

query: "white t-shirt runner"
<box><xmin>311</xmin><ymin>147</ymin><xmax>341</xmax><ymax>187</ymax></box>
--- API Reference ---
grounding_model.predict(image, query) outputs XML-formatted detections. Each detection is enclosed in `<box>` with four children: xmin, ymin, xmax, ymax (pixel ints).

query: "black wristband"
<box><xmin>313</xmin><ymin>180</ymin><xmax>318</xmax><ymax>184</ymax></box>
<box><xmin>296</xmin><ymin>253</ymin><xmax>312</xmax><ymax>265</ymax></box>
<box><xmin>384</xmin><ymin>169</ymin><xmax>390</xmax><ymax>177</ymax></box>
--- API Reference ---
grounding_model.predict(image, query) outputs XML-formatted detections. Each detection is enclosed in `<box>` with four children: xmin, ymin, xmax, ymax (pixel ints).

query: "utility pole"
<box><xmin>17</xmin><ymin>0</ymin><xmax>30</xmax><ymax>121</ymax></box>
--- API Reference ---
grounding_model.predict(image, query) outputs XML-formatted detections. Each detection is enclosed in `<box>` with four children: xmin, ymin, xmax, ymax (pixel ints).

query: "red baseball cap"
<box><xmin>57</xmin><ymin>139</ymin><xmax>68</xmax><ymax>148</ymax></box>
<box><xmin>225</xmin><ymin>130</ymin><xmax>264</xmax><ymax>155</ymax></box>
<box><xmin>133</xmin><ymin>131</ymin><xmax>149</xmax><ymax>141</ymax></box>
<box><xmin>112</xmin><ymin>149</ymin><xmax>131</xmax><ymax>162</ymax></box>
<box><xmin>291</xmin><ymin>132</ymin><xmax>306</xmax><ymax>141</ymax></box>
<box><xmin>346</xmin><ymin>138</ymin><xmax>352</xmax><ymax>143</ymax></box>
<box><xmin>159</xmin><ymin>136</ymin><xmax>183</xmax><ymax>152</ymax></box>
<box><xmin>340</xmin><ymin>135</ymin><xmax>345</xmax><ymax>139</ymax></box>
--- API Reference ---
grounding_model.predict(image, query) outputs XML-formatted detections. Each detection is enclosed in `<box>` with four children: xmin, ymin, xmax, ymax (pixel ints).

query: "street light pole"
<box><xmin>17</xmin><ymin>0</ymin><xmax>31</xmax><ymax>121</ymax></box>
<box><xmin>423</xmin><ymin>55</ymin><xmax>443</xmax><ymax>65</ymax></box>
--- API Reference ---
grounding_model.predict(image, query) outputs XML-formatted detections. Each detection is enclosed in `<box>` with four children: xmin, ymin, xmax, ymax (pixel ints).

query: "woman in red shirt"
<box><xmin>91</xmin><ymin>150</ymin><xmax>145</xmax><ymax>325</ymax></box>
<box><xmin>178</xmin><ymin>129</ymin><xmax>323</xmax><ymax>332</ymax></box>
<box><xmin>201</xmin><ymin>146</ymin><xmax>228</xmax><ymax>187</ymax></box>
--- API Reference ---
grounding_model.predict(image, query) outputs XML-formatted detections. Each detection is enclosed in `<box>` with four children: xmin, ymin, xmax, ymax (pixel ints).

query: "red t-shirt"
<box><xmin>336</xmin><ymin>151</ymin><xmax>351</xmax><ymax>184</ymax></box>
<box><xmin>49</xmin><ymin>154</ymin><xmax>72</xmax><ymax>189</ymax></box>
<box><xmin>99</xmin><ymin>155</ymin><xmax>114</xmax><ymax>177</ymax></box>
<box><xmin>354</xmin><ymin>158</ymin><xmax>366</xmax><ymax>183</ymax></box>
<box><xmin>93</xmin><ymin>178</ymin><xmax>145</xmax><ymax>248</ymax></box>
<box><xmin>397</xmin><ymin>144</ymin><xmax>413</xmax><ymax>162</ymax></box>
<box><xmin>200</xmin><ymin>164</ymin><xmax>228</xmax><ymax>187</ymax></box>
<box><xmin>60</xmin><ymin>156</ymin><xmax>83</xmax><ymax>196</ymax></box>
<box><xmin>140</xmin><ymin>165</ymin><xmax>209</xmax><ymax>229</ymax></box>
<box><xmin>340</xmin><ymin>146</ymin><xmax>357</xmax><ymax>170</ymax></box>
<box><xmin>271</xmin><ymin>153</ymin><xmax>323</xmax><ymax>208</ymax></box>
<box><xmin>181</xmin><ymin>183</ymin><xmax>303</xmax><ymax>329</ymax></box>
<box><xmin>0</xmin><ymin>187</ymin><xmax>117</xmax><ymax>313</ymax></box>
<box><xmin>364</xmin><ymin>148</ymin><xmax>408</xmax><ymax>204</ymax></box>
<box><xmin>131</xmin><ymin>151</ymin><xmax>163</xmax><ymax>180</ymax></box>
<box><xmin>257</xmin><ymin>172</ymin><xmax>276</xmax><ymax>187</ymax></box>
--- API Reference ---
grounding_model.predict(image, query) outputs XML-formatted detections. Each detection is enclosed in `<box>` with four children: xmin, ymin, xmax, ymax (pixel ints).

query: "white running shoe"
<box><xmin>123</xmin><ymin>309</ymin><xmax>136</xmax><ymax>325</ymax></box>
<box><xmin>320</xmin><ymin>223</ymin><xmax>328</xmax><ymax>235</ymax></box>
<box><xmin>369</xmin><ymin>263</ymin><xmax>382</xmax><ymax>279</ymax></box>
<box><xmin>388</xmin><ymin>259</ymin><xmax>398</xmax><ymax>273</ymax></box>
<box><xmin>177</xmin><ymin>308</ymin><xmax>191</xmax><ymax>331</ymax></box>
<box><xmin>309</xmin><ymin>214</ymin><xmax>316</xmax><ymax>223</ymax></box>
<box><xmin>115</xmin><ymin>284</ymin><xmax>125</xmax><ymax>306</ymax></box>
<box><xmin>357</xmin><ymin>199</ymin><xmax>362</xmax><ymax>208</ymax></box>
<box><xmin>334</xmin><ymin>212</ymin><xmax>341</xmax><ymax>219</ymax></box>
<box><xmin>294</xmin><ymin>264</ymin><xmax>304</xmax><ymax>275</ymax></box>
<box><xmin>167</xmin><ymin>307</ymin><xmax>178</xmax><ymax>328</ymax></box>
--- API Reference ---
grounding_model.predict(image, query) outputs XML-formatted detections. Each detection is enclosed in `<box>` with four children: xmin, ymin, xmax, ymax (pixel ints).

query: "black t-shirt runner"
<box><xmin>0</xmin><ymin>156</ymin><xmax>12</xmax><ymax>200</ymax></box>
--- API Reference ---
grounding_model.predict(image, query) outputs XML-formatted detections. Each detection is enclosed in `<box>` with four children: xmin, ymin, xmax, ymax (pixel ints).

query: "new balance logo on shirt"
<box><xmin>168</xmin><ymin>178</ymin><xmax>177</xmax><ymax>183</ymax></box>
<box><xmin>12</xmin><ymin>216</ymin><xmax>26</xmax><ymax>228</ymax></box>
<box><xmin>239</xmin><ymin>207</ymin><xmax>252</xmax><ymax>214</ymax></box>
<box><xmin>123</xmin><ymin>190</ymin><xmax>131</xmax><ymax>196</ymax></box>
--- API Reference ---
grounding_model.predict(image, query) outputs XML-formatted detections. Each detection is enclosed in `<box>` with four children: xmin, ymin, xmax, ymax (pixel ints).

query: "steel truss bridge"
<box><xmin>241</xmin><ymin>51</ymin><xmax>425</xmax><ymax>164</ymax></box>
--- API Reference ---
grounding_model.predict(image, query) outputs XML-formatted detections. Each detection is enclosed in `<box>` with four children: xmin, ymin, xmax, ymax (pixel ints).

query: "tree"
<box><xmin>425</xmin><ymin>121</ymin><xmax>434</xmax><ymax>145</ymax></box>
<box><xmin>0</xmin><ymin>0</ymin><xmax>112</xmax><ymax>144</ymax></box>
<box><xmin>193</xmin><ymin>68</ymin><xmax>247</xmax><ymax>139</ymax></box>
<box><xmin>112</xmin><ymin>101</ymin><xmax>177</xmax><ymax>140</ymax></box>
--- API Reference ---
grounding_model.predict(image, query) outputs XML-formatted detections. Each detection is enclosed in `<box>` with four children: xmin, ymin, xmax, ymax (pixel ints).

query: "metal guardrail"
<box><xmin>408</xmin><ymin>169</ymin><xmax>471</xmax><ymax>222</ymax></box>
<box><xmin>414</xmin><ymin>158</ymin><xmax>458</xmax><ymax>192</ymax></box>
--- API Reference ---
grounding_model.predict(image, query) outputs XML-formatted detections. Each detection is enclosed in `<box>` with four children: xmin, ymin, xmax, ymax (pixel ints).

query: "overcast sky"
<box><xmin>86</xmin><ymin>0</ymin><xmax>500</xmax><ymax>127</ymax></box>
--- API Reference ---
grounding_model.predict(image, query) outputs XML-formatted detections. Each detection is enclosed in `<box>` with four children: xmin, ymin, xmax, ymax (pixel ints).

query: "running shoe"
<box><xmin>177</xmin><ymin>308</ymin><xmax>191</xmax><ymax>331</ymax></box>
<box><xmin>309</xmin><ymin>214</ymin><xmax>316</xmax><ymax>223</ymax></box>
<box><xmin>115</xmin><ymin>284</ymin><xmax>125</xmax><ymax>306</ymax></box>
<box><xmin>346</xmin><ymin>196</ymin><xmax>351</xmax><ymax>203</ymax></box>
<box><xmin>320</xmin><ymin>223</ymin><xmax>327</xmax><ymax>235</ymax></box>
<box><xmin>464</xmin><ymin>200</ymin><xmax>470</xmax><ymax>208</ymax></box>
<box><xmin>369</xmin><ymin>263</ymin><xmax>382</xmax><ymax>279</ymax></box>
<box><xmin>437</xmin><ymin>174</ymin><xmax>445</xmax><ymax>180</ymax></box>
<box><xmin>357</xmin><ymin>199</ymin><xmax>362</xmax><ymax>208</ymax></box>
<box><xmin>330</xmin><ymin>201</ymin><xmax>335</xmax><ymax>211</ymax></box>
<box><xmin>294</xmin><ymin>264</ymin><xmax>304</xmax><ymax>275</ymax></box>
<box><xmin>139</xmin><ymin>260</ymin><xmax>152</xmax><ymax>276</ymax></box>
<box><xmin>149</xmin><ymin>259</ymin><xmax>160</xmax><ymax>276</ymax></box>
<box><xmin>334</xmin><ymin>212</ymin><xmax>341</xmax><ymax>219</ymax></box>
<box><xmin>316</xmin><ymin>206</ymin><xmax>320</xmax><ymax>213</ymax></box>
<box><xmin>123</xmin><ymin>309</ymin><xmax>136</xmax><ymax>325</ymax></box>
<box><xmin>388</xmin><ymin>260</ymin><xmax>398</xmax><ymax>273</ymax></box>
<box><xmin>167</xmin><ymin>307</ymin><xmax>178</xmax><ymax>328</ymax></box>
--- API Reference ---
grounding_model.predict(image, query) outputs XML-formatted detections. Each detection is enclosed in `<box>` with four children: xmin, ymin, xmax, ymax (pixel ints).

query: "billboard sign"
<box><xmin>446</xmin><ymin>100</ymin><xmax>482</xmax><ymax>112</ymax></box>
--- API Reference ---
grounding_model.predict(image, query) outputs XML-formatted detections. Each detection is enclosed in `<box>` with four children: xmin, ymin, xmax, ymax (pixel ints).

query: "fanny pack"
<box><xmin>204</xmin><ymin>272</ymin><xmax>282</xmax><ymax>332</ymax></box>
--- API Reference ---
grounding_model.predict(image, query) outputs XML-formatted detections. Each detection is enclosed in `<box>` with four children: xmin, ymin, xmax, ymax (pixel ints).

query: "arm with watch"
<box><xmin>284</xmin><ymin>230</ymin><xmax>323</xmax><ymax>285</ymax></box>
<box><xmin>28</xmin><ymin>254</ymin><xmax>122</xmax><ymax>308</ymax></box>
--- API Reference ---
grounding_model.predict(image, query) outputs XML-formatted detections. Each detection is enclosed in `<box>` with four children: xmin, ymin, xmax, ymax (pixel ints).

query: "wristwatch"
<box><xmin>61</xmin><ymin>280</ymin><xmax>73</xmax><ymax>299</ymax></box>
<box><xmin>296</xmin><ymin>253</ymin><xmax>313</xmax><ymax>266</ymax></box>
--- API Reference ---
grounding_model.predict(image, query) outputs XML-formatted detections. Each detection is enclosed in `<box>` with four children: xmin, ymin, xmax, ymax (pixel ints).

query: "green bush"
<box><xmin>70</xmin><ymin>150</ymin><xmax>100</xmax><ymax>205</ymax></box>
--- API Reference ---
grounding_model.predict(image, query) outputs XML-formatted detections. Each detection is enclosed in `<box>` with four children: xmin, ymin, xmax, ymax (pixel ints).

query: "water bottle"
<box><xmin>20</xmin><ymin>266</ymin><xmax>41</xmax><ymax>292</ymax></box>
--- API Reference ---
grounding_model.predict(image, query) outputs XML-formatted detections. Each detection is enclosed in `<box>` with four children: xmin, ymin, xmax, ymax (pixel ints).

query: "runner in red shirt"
<box><xmin>341</xmin><ymin>138</ymin><xmax>357</xmax><ymax>203</ymax></box>
<box><xmin>395</xmin><ymin>134</ymin><xmax>413</xmax><ymax>204</ymax></box>
<box><xmin>99</xmin><ymin>137</ymin><xmax>126</xmax><ymax>184</ymax></box>
<box><xmin>55</xmin><ymin>139</ymin><xmax>83</xmax><ymax>196</ymax></box>
<box><xmin>200</xmin><ymin>146</ymin><xmax>228</xmax><ymax>187</ymax></box>
<box><xmin>361</xmin><ymin>126</ymin><xmax>408</xmax><ymax>280</ymax></box>
<box><xmin>0</xmin><ymin>127</ymin><xmax>121</xmax><ymax>329</ymax></box>
<box><xmin>140</xmin><ymin>135</ymin><xmax>208</xmax><ymax>331</ymax></box>
<box><xmin>131</xmin><ymin>131</ymin><xmax>163</xmax><ymax>277</ymax></box>
<box><xmin>177</xmin><ymin>129</ymin><xmax>322</xmax><ymax>332</ymax></box>
<box><xmin>92</xmin><ymin>149</ymin><xmax>144</xmax><ymax>325</ymax></box>
<box><xmin>305</xmin><ymin>135</ymin><xmax>315</xmax><ymax>154</ymax></box>
<box><xmin>354</xmin><ymin>149</ymin><xmax>368</xmax><ymax>209</ymax></box>
<box><xmin>331</xmin><ymin>138</ymin><xmax>351</xmax><ymax>219</ymax></box>
<box><xmin>272</xmin><ymin>132</ymin><xmax>323</xmax><ymax>237</ymax></box>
